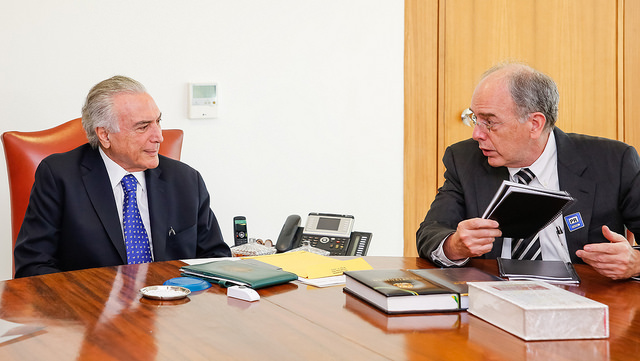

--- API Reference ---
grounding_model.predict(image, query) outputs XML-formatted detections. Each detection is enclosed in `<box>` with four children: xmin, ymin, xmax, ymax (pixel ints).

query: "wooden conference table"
<box><xmin>0</xmin><ymin>257</ymin><xmax>638</xmax><ymax>360</ymax></box>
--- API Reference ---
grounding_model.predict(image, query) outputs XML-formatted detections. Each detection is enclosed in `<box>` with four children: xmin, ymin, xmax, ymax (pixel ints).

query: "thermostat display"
<box><xmin>189</xmin><ymin>83</ymin><xmax>217</xmax><ymax>119</ymax></box>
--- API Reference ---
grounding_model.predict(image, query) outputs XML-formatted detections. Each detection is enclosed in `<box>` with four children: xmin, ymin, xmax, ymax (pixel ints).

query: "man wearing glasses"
<box><xmin>416</xmin><ymin>62</ymin><xmax>640</xmax><ymax>280</ymax></box>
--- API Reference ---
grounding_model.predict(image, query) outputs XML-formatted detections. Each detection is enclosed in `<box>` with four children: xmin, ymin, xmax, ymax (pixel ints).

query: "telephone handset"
<box><xmin>275</xmin><ymin>213</ymin><xmax>372</xmax><ymax>256</ymax></box>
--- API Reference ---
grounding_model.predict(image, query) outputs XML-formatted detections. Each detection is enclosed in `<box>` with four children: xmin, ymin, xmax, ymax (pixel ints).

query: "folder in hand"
<box><xmin>483</xmin><ymin>180</ymin><xmax>574</xmax><ymax>239</ymax></box>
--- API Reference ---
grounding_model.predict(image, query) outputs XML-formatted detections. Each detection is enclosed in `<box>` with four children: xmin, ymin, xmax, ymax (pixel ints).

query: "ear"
<box><xmin>96</xmin><ymin>127</ymin><xmax>111</xmax><ymax>149</ymax></box>
<box><xmin>529</xmin><ymin>112</ymin><xmax>547</xmax><ymax>139</ymax></box>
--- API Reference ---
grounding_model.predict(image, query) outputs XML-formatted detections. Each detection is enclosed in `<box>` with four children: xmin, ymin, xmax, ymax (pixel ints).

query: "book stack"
<box><xmin>343</xmin><ymin>267</ymin><xmax>502</xmax><ymax>314</ymax></box>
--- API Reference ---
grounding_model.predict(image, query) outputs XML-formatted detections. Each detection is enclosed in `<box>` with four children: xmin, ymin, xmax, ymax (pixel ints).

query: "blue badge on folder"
<box><xmin>564</xmin><ymin>212</ymin><xmax>584</xmax><ymax>232</ymax></box>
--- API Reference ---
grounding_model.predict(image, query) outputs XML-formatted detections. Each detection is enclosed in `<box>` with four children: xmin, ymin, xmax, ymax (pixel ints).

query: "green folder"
<box><xmin>180</xmin><ymin>259</ymin><xmax>298</xmax><ymax>289</ymax></box>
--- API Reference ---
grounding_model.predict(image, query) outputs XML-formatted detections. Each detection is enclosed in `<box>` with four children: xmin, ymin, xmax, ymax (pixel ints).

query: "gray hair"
<box><xmin>81</xmin><ymin>76</ymin><xmax>147</xmax><ymax>148</ymax></box>
<box><xmin>482</xmin><ymin>63</ymin><xmax>559</xmax><ymax>131</ymax></box>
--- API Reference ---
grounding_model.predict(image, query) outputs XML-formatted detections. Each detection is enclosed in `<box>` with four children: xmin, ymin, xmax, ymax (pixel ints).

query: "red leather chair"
<box><xmin>2</xmin><ymin>117</ymin><xmax>184</xmax><ymax>275</ymax></box>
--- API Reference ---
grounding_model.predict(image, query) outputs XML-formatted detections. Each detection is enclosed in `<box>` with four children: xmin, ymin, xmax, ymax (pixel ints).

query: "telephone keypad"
<box><xmin>302</xmin><ymin>235</ymin><xmax>349</xmax><ymax>256</ymax></box>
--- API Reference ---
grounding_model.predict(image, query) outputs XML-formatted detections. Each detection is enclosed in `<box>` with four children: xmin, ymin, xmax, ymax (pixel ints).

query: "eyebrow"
<box><xmin>473</xmin><ymin>110</ymin><xmax>497</xmax><ymax>120</ymax></box>
<box><xmin>134</xmin><ymin>113</ymin><xmax>162</xmax><ymax>126</ymax></box>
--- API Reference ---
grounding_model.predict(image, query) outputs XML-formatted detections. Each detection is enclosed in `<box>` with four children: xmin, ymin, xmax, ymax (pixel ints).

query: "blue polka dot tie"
<box><xmin>121</xmin><ymin>174</ymin><xmax>152</xmax><ymax>264</ymax></box>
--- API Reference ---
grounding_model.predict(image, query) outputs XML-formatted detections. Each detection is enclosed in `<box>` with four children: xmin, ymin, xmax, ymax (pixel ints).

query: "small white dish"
<box><xmin>140</xmin><ymin>285</ymin><xmax>191</xmax><ymax>300</ymax></box>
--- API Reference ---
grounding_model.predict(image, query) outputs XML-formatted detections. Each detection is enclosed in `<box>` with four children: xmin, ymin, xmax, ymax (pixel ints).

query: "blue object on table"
<box><xmin>163</xmin><ymin>277</ymin><xmax>212</xmax><ymax>292</ymax></box>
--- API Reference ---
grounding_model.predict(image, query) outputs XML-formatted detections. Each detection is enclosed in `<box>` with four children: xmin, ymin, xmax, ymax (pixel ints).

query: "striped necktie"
<box><xmin>122</xmin><ymin>174</ymin><xmax>152</xmax><ymax>264</ymax></box>
<box><xmin>511</xmin><ymin>168</ymin><xmax>542</xmax><ymax>260</ymax></box>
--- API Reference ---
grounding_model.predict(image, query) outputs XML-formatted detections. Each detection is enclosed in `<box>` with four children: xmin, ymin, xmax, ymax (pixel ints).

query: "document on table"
<box><xmin>297</xmin><ymin>275</ymin><xmax>346</xmax><ymax>287</ymax></box>
<box><xmin>247</xmin><ymin>251</ymin><xmax>373</xmax><ymax>279</ymax></box>
<box><xmin>181</xmin><ymin>257</ymin><xmax>238</xmax><ymax>266</ymax></box>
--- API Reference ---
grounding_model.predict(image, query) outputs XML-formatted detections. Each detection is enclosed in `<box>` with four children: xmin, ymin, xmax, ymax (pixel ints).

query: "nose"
<box><xmin>472</xmin><ymin>124</ymin><xmax>486</xmax><ymax>141</ymax></box>
<box><xmin>151</xmin><ymin>121</ymin><xmax>164</xmax><ymax>143</ymax></box>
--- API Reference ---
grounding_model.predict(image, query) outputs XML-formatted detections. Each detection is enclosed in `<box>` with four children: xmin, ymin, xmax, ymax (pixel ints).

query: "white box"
<box><xmin>468</xmin><ymin>280</ymin><xmax>608</xmax><ymax>341</ymax></box>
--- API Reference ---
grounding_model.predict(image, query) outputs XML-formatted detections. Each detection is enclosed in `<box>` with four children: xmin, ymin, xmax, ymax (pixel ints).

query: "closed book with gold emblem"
<box><xmin>343</xmin><ymin>269</ymin><xmax>461</xmax><ymax>314</ymax></box>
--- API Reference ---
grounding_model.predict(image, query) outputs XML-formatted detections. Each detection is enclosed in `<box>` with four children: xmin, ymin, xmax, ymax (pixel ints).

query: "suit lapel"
<box><xmin>80</xmin><ymin>147</ymin><xmax>128</xmax><ymax>263</ymax></box>
<box><xmin>554</xmin><ymin>129</ymin><xmax>596</xmax><ymax>261</ymax></box>
<box><xmin>145</xmin><ymin>166</ymin><xmax>168</xmax><ymax>261</ymax></box>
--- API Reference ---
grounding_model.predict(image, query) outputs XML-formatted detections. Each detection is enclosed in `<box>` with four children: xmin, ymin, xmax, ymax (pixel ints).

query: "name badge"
<box><xmin>564</xmin><ymin>212</ymin><xmax>584</xmax><ymax>232</ymax></box>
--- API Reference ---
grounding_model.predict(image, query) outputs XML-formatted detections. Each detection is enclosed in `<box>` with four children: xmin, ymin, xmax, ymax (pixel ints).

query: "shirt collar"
<box><xmin>99</xmin><ymin>148</ymin><xmax>147</xmax><ymax>191</ymax></box>
<box><xmin>508</xmin><ymin>129</ymin><xmax>557</xmax><ymax>188</ymax></box>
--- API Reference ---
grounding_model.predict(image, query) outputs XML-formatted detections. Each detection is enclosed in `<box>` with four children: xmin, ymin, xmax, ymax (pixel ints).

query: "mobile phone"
<box><xmin>234</xmin><ymin>216</ymin><xmax>248</xmax><ymax>246</ymax></box>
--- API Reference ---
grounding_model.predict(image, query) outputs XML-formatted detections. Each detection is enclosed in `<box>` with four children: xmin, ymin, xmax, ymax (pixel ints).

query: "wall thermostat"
<box><xmin>189</xmin><ymin>83</ymin><xmax>217</xmax><ymax>119</ymax></box>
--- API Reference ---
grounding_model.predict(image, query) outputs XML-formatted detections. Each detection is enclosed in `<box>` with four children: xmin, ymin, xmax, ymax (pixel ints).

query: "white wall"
<box><xmin>0</xmin><ymin>1</ymin><xmax>405</xmax><ymax>280</ymax></box>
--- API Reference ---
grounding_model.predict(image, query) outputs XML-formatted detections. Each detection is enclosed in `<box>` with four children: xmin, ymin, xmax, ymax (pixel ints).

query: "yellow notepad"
<box><xmin>247</xmin><ymin>251</ymin><xmax>373</xmax><ymax>279</ymax></box>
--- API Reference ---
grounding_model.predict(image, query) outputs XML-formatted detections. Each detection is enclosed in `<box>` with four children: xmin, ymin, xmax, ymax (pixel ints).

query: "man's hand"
<box><xmin>576</xmin><ymin>225</ymin><xmax>640</xmax><ymax>280</ymax></box>
<box><xmin>443</xmin><ymin>218</ymin><xmax>502</xmax><ymax>261</ymax></box>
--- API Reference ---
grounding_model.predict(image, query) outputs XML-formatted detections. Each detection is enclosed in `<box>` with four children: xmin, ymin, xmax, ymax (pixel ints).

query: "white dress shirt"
<box><xmin>99</xmin><ymin>148</ymin><xmax>155</xmax><ymax>260</ymax></box>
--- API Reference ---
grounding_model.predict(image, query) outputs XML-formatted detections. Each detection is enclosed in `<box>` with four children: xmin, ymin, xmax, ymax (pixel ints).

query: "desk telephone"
<box><xmin>275</xmin><ymin>213</ymin><xmax>372</xmax><ymax>256</ymax></box>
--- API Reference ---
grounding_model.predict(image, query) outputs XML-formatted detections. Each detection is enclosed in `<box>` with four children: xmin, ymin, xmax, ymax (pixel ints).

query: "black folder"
<box><xmin>497</xmin><ymin>258</ymin><xmax>580</xmax><ymax>284</ymax></box>
<box><xmin>482</xmin><ymin>181</ymin><xmax>574</xmax><ymax>239</ymax></box>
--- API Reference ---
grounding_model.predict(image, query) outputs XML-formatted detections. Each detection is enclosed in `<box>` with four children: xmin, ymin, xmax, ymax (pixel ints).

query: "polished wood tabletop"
<box><xmin>0</xmin><ymin>257</ymin><xmax>638</xmax><ymax>360</ymax></box>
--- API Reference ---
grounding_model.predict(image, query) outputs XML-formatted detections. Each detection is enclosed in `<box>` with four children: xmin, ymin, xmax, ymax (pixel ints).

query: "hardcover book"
<box><xmin>482</xmin><ymin>180</ymin><xmax>574</xmax><ymax>239</ymax></box>
<box><xmin>345</xmin><ymin>292</ymin><xmax>465</xmax><ymax>333</ymax></box>
<box><xmin>343</xmin><ymin>269</ymin><xmax>462</xmax><ymax>314</ymax></box>
<box><xmin>409</xmin><ymin>267</ymin><xmax>503</xmax><ymax>309</ymax></box>
<box><xmin>467</xmin><ymin>314</ymin><xmax>610</xmax><ymax>360</ymax></box>
<box><xmin>468</xmin><ymin>280</ymin><xmax>609</xmax><ymax>341</ymax></box>
<box><xmin>180</xmin><ymin>259</ymin><xmax>298</xmax><ymax>289</ymax></box>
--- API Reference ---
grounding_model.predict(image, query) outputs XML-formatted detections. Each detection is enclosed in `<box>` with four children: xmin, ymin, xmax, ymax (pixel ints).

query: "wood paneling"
<box><xmin>625</xmin><ymin>0</ymin><xmax>640</xmax><ymax>149</ymax></box>
<box><xmin>440</xmin><ymin>0</ymin><xmax>617</xmax><ymax>152</ymax></box>
<box><xmin>404</xmin><ymin>0</ymin><xmax>439</xmax><ymax>257</ymax></box>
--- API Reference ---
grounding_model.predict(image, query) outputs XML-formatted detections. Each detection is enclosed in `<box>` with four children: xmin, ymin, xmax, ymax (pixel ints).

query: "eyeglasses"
<box><xmin>461</xmin><ymin>108</ymin><xmax>505</xmax><ymax>132</ymax></box>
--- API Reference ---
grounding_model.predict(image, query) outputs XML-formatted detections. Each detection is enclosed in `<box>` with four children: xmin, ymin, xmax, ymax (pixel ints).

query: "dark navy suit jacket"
<box><xmin>14</xmin><ymin>144</ymin><xmax>230</xmax><ymax>277</ymax></box>
<box><xmin>417</xmin><ymin>128</ymin><xmax>640</xmax><ymax>266</ymax></box>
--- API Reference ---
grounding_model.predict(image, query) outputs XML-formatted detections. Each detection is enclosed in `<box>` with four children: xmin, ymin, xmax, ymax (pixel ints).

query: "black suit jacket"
<box><xmin>417</xmin><ymin>128</ymin><xmax>640</xmax><ymax>266</ymax></box>
<box><xmin>14</xmin><ymin>144</ymin><xmax>231</xmax><ymax>277</ymax></box>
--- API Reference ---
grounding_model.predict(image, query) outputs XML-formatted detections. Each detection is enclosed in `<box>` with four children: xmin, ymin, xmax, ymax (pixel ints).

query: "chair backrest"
<box><xmin>2</xmin><ymin>117</ymin><xmax>184</xmax><ymax>273</ymax></box>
